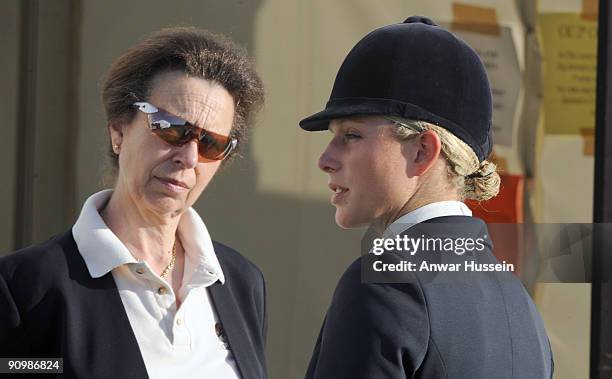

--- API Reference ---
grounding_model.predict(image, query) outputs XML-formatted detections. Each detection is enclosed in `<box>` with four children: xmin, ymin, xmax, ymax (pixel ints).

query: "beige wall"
<box><xmin>0</xmin><ymin>1</ymin><xmax>597</xmax><ymax>378</ymax></box>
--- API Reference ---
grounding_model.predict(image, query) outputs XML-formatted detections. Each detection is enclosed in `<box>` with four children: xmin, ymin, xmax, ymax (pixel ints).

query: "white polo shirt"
<box><xmin>72</xmin><ymin>190</ymin><xmax>241</xmax><ymax>379</ymax></box>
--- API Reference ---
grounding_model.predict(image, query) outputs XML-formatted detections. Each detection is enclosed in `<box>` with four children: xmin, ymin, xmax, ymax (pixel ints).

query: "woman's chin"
<box><xmin>145</xmin><ymin>192</ymin><xmax>187</xmax><ymax>215</ymax></box>
<box><xmin>334</xmin><ymin>209</ymin><xmax>367</xmax><ymax>229</ymax></box>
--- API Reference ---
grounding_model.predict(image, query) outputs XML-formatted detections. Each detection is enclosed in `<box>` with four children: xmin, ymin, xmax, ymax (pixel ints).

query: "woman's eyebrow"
<box><xmin>348</xmin><ymin>117</ymin><xmax>369</xmax><ymax>125</ymax></box>
<box><xmin>328</xmin><ymin>123</ymin><xmax>343</xmax><ymax>134</ymax></box>
<box><xmin>329</xmin><ymin>120</ymin><xmax>360</xmax><ymax>133</ymax></box>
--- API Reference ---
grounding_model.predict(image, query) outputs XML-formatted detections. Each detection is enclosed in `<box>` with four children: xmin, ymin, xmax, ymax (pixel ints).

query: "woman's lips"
<box><xmin>329</xmin><ymin>183</ymin><xmax>349</xmax><ymax>204</ymax></box>
<box><xmin>155</xmin><ymin>177</ymin><xmax>189</xmax><ymax>193</ymax></box>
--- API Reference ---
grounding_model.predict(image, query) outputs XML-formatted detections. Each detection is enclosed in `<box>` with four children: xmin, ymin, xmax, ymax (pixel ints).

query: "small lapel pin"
<box><xmin>215</xmin><ymin>322</ymin><xmax>230</xmax><ymax>350</ymax></box>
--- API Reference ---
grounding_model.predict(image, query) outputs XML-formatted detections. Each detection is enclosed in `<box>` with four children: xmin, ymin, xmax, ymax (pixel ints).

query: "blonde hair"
<box><xmin>386</xmin><ymin>117</ymin><xmax>500</xmax><ymax>201</ymax></box>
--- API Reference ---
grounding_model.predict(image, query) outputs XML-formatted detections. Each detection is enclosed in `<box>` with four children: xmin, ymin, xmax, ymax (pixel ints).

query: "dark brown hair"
<box><xmin>101</xmin><ymin>27</ymin><xmax>264</xmax><ymax>176</ymax></box>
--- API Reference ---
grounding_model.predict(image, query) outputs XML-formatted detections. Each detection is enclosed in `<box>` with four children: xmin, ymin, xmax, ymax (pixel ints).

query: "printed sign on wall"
<box><xmin>538</xmin><ymin>13</ymin><xmax>597</xmax><ymax>135</ymax></box>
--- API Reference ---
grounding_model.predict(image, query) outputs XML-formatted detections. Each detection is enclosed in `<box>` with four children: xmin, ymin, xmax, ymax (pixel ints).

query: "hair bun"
<box><xmin>466</xmin><ymin>160</ymin><xmax>496</xmax><ymax>178</ymax></box>
<box><xmin>463</xmin><ymin>160</ymin><xmax>500</xmax><ymax>201</ymax></box>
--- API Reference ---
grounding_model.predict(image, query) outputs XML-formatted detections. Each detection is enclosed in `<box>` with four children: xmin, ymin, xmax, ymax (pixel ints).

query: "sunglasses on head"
<box><xmin>133</xmin><ymin>102</ymin><xmax>237</xmax><ymax>162</ymax></box>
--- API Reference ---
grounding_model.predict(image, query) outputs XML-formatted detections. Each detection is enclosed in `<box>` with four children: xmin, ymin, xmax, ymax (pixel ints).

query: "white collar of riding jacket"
<box><xmin>72</xmin><ymin>189</ymin><xmax>225</xmax><ymax>285</ymax></box>
<box><xmin>383</xmin><ymin>200</ymin><xmax>473</xmax><ymax>238</ymax></box>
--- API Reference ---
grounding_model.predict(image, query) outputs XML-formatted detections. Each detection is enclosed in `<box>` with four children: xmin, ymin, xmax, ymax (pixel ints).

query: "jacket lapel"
<box><xmin>65</xmin><ymin>232</ymin><xmax>149</xmax><ymax>378</ymax></box>
<box><xmin>97</xmin><ymin>274</ymin><xmax>150</xmax><ymax>378</ymax></box>
<box><xmin>208</xmin><ymin>280</ymin><xmax>259</xmax><ymax>379</ymax></box>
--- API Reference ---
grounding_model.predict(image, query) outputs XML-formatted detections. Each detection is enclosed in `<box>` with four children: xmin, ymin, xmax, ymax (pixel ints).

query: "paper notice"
<box><xmin>450</xmin><ymin>26</ymin><xmax>521</xmax><ymax>147</ymax></box>
<box><xmin>538</xmin><ymin>13</ymin><xmax>597</xmax><ymax>135</ymax></box>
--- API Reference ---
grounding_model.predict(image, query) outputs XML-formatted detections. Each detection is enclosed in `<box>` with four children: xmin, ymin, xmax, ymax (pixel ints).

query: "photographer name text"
<box><xmin>373</xmin><ymin>260</ymin><xmax>515</xmax><ymax>272</ymax></box>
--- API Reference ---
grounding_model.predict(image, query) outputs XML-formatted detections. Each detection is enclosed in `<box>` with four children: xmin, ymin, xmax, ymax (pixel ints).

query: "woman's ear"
<box><xmin>412</xmin><ymin>130</ymin><xmax>442</xmax><ymax>176</ymax></box>
<box><xmin>108</xmin><ymin>121</ymin><xmax>124</xmax><ymax>154</ymax></box>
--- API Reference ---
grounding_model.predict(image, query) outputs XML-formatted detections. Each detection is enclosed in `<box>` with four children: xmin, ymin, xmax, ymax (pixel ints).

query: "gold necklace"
<box><xmin>159</xmin><ymin>243</ymin><xmax>177</xmax><ymax>279</ymax></box>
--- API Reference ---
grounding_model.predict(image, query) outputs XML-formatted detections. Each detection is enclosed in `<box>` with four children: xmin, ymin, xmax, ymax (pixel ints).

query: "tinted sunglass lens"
<box><xmin>142</xmin><ymin>106</ymin><xmax>233</xmax><ymax>161</ymax></box>
<box><xmin>151</xmin><ymin>124</ymin><xmax>190</xmax><ymax>144</ymax></box>
<box><xmin>147</xmin><ymin>110</ymin><xmax>191</xmax><ymax>145</ymax></box>
<box><xmin>149</xmin><ymin>110</ymin><xmax>187</xmax><ymax>127</ymax></box>
<box><xmin>195</xmin><ymin>129</ymin><xmax>235</xmax><ymax>161</ymax></box>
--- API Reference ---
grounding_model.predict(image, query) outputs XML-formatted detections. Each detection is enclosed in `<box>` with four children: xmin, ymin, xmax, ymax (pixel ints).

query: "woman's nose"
<box><xmin>174</xmin><ymin>139</ymin><xmax>199</xmax><ymax>168</ymax></box>
<box><xmin>318</xmin><ymin>143</ymin><xmax>340</xmax><ymax>173</ymax></box>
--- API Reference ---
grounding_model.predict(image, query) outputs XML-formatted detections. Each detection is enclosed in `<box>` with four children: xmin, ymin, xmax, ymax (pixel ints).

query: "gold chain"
<box><xmin>159</xmin><ymin>243</ymin><xmax>177</xmax><ymax>279</ymax></box>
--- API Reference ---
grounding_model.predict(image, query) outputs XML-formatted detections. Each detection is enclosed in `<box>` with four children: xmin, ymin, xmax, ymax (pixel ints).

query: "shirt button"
<box><xmin>176</xmin><ymin>317</ymin><xmax>182</xmax><ymax>326</ymax></box>
<box><xmin>157</xmin><ymin>287</ymin><xmax>168</xmax><ymax>295</ymax></box>
<box><xmin>135</xmin><ymin>268</ymin><xmax>144</xmax><ymax>275</ymax></box>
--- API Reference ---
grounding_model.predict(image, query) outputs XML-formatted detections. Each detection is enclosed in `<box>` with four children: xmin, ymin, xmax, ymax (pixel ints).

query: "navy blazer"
<box><xmin>306</xmin><ymin>216</ymin><xmax>554</xmax><ymax>379</ymax></box>
<box><xmin>0</xmin><ymin>229</ymin><xmax>267</xmax><ymax>379</ymax></box>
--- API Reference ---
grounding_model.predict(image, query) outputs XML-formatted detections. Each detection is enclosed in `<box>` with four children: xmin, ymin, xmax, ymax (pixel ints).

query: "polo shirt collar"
<box><xmin>72</xmin><ymin>189</ymin><xmax>225</xmax><ymax>285</ymax></box>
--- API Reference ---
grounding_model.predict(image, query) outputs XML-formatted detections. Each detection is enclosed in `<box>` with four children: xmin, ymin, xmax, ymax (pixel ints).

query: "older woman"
<box><xmin>300</xmin><ymin>17</ymin><xmax>553</xmax><ymax>378</ymax></box>
<box><xmin>0</xmin><ymin>28</ymin><xmax>266</xmax><ymax>378</ymax></box>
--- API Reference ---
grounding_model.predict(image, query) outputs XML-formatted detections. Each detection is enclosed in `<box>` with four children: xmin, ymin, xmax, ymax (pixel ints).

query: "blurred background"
<box><xmin>1</xmin><ymin>0</ymin><xmax>610</xmax><ymax>378</ymax></box>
